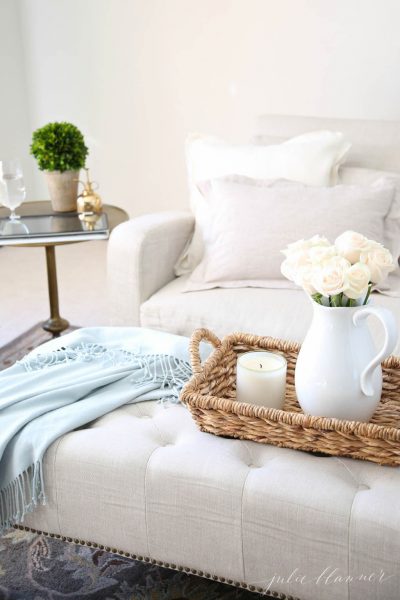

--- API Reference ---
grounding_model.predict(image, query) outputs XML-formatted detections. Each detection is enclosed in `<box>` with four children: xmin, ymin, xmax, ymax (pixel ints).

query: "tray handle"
<box><xmin>189</xmin><ymin>328</ymin><xmax>222</xmax><ymax>375</ymax></box>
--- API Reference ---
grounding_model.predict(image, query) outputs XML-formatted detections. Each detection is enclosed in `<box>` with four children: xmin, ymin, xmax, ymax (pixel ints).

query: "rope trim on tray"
<box><xmin>13</xmin><ymin>524</ymin><xmax>302</xmax><ymax>600</ymax></box>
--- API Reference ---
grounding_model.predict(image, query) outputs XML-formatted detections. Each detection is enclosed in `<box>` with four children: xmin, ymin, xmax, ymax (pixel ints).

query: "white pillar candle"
<box><xmin>236</xmin><ymin>351</ymin><xmax>287</xmax><ymax>409</ymax></box>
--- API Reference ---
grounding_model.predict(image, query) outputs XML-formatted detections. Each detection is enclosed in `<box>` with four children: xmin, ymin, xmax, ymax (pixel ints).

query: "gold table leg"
<box><xmin>42</xmin><ymin>245</ymin><xmax>69</xmax><ymax>337</ymax></box>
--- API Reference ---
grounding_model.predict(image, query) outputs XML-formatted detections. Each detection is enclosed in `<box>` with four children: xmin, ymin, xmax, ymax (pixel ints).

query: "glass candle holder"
<box><xmin>236</xmin><ymin>351</ymin><xmax>287</xmax><ymax>409</ymax></box>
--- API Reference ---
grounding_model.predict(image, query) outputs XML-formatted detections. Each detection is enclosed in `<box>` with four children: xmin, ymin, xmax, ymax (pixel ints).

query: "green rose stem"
<box><xmin>312</xmin><ymin>285</ymin><xmax>373</xmax><ymax>308</ymax></box>
<box><xmin>330</xmin><ymin>293</ymin><xmax>343</xmax><ymax>307</ymax></box>
<box><xmin>311</xmin><ymin>293</ymin><xmax>324</xmax><ymax>305</ymax></box>
<box><xmin>363</xmin><ymin>283</ymin><xmax>373</xmax><ymax>306</ymax></box>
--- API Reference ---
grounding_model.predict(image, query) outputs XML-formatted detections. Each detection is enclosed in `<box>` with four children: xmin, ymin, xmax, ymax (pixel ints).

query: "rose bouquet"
<box><xmin>281</xmin><ymin>231</ymin><xmax>396</xmax><ymax>307</ymax></box>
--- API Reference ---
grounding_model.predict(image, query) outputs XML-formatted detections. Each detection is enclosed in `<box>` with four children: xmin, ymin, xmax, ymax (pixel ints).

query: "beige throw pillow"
<box><xmin>175</xmin><ymin>130</ymin><xmax>351</xmax><ymax>276</ymax></box>
<box><xmin>185</xmin><ymin>177</ymin><xmax>396</xmax><ymax>292</ymax></box>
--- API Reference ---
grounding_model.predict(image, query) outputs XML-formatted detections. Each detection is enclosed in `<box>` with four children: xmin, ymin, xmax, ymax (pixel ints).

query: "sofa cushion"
<box><xmin>141</xmin><ymin>276</ymin><xmax>400</xmax><ymax>354</ymax></box>
<box><xmin>142</xmin><ymin>276</ymin><xmax>310</xmax><ymax>341</ymax></box>
<box><xmin>23</xmin><ymin>400</ymin><xmax>400</xmax><ymax>600</ymax></box>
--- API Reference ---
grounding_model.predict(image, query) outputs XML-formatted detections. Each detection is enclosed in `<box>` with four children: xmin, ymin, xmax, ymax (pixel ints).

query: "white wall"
<box><xmin>15</xmin><ymin>0</ymin><xmax>400</xmax><ymax>216</ymax></box>
<box><xmin>0</xmin><ymin>0</ymin><xmax>34</xmax><ymax>194</ymax></box>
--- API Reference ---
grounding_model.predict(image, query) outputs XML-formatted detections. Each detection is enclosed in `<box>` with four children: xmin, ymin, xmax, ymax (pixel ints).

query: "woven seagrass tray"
<box><xmin>181</xmin><ymin>328</ymin><xmax>400</xmax><ymax>466</ymax></box>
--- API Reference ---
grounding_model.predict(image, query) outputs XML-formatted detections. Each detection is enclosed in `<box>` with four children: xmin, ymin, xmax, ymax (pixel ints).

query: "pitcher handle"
<box><xmin>353</xmin><ymin>306</ymin><xmax>398</xmax><ymax>397</ymax></box>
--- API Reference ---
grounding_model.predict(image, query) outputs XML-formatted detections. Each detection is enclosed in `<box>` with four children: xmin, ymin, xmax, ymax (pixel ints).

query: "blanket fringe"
<box><xmin>19</xmin><ymin>347</ymin><xmax>192</xmax><ymax>402</ymax></box>
<box><xmin>19</xmin><ymin>344</ymin><xmax>192</xmax><ymax>388</ymax></box>
<box><xmin>0</xmin><ymin>461</ymin><xmax>45</xmax><ymax>535</ymax></box>
<box><xmin>2</xmin><ymin>349</ymin><xmax>193</xmax><ymax>533</ymax></box>
<box><xmin>131</xmin><ymin>354</ymin><xmax>192</xmax><ymax>400</ymax></box>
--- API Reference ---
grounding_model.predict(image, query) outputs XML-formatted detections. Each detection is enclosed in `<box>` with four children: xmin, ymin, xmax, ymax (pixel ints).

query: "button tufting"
<box><xmin>358</xmin><ymin>483</ymin><xmax>370</xmax><ymax>491</ymax></box>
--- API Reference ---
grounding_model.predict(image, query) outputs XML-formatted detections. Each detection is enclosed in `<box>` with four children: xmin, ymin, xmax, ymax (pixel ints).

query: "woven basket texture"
<box><xmin>181</xmin><ymin>329</ymin><xmax>400</xmax><ymax>466</ymax></box>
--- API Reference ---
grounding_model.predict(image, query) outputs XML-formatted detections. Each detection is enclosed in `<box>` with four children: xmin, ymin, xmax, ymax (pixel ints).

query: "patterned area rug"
<box><xmin>0</xmin><ymin>323</ymin><xmax>77</xmax><ymax>371</ymax></box>
<box><xmin>0</xmin><ymin>529</ymin><xmax>265</xmax><ymax>600</ymax></box>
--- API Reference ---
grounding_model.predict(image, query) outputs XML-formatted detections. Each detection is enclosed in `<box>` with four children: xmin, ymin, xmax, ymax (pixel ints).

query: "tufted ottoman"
<box><xmin>22</xmin><ymin>400</ymin><xmax>400</xmax><ymax>600</ymax></box>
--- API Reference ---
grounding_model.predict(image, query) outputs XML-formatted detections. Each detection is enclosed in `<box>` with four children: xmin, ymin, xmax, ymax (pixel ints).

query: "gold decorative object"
<box><xmin>78</xmin><ymin>211</ymin><xmax>101</xmax><ymax>231</ymax></box>
<box><xmin>77</xmin><ymin>168</ymin><xmax>103</xmax><ymax>214</ymax></box>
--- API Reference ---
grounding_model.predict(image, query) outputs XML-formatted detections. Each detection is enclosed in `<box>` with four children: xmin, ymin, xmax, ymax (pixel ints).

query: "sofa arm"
<box><xmin>107</xmin><ymin>211</ymin><xmax>194</xmax><ymax>325</ymax></box>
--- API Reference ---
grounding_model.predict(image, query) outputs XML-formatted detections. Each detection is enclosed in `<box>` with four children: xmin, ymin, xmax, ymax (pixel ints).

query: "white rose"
<box><xmin>360</xmin><ymin>246</ymin><xmax>396</xmax><ymax>284</ymax></box>
<box><xmin>281</xmin><ymin>257</ymin><xmax>296</xmax><ymax>281</ymax></box>
<box><xmin>312</xmin><ymin>256</ymin><xmax>350</xmax><ymax>297</ymax></box>
<box><xmin>307</xmin><ymin>245</ymin><xmax>337</xmax><ymax>265</ymax></box>
<box><xmin>280</xmin><ymin>250</ymin><xmax>310</xmax><ymax>282</ymax></box>
<box><xmin>282</xmin><ymin>235</ymin><xmax>330</xmax><ymax>258</ymax></box>
<box><xmin>343</xmin><ymin>262</ymin><xmax>371</xmax><ymax>300</ymax></box>
<box><xmin>335</xmin><ymin>231</ymin><xmax>373</xmax><ymax>264</ymax></box>
<box><xmin>294</xmin><ymin>264</ymin><xmax>318</xmax><ymax>295</ymax></box>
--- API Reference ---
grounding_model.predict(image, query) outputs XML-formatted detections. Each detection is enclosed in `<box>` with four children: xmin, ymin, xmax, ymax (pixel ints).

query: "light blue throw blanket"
<box><xmin>0</xmin><ymin>327</ymin><xmax>209</xmax><ymax>534</ymax></box>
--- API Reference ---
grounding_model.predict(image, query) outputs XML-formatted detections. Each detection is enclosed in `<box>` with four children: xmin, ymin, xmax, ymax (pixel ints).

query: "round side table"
<box><xmin>0</xmin><ymin>202</ymin><xmax>128</xmax><ymax>337</ymax></box>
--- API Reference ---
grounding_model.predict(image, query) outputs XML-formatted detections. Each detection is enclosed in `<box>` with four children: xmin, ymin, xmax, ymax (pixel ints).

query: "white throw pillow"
<box><xmin>185</xmin><ymin>176</ymin><xmax>396</xmax><ymax>292</ymax></box>
<box><xmin>174</xmin><ymin>131</ymin><xmax>351</xmax><ymax>276</ymax></box>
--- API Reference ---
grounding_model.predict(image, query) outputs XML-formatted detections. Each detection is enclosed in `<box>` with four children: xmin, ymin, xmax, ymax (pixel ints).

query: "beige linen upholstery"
<box><xmin>23</xmin><ymin>401</ymin><xmax>400</xmax><ymax>600</ymax></box>
<box><xmin>142</xmin><ymin>276</ymin><xmax>311</xmax><ymax>339</ymax></box>
<box><xmin>255</xmin><ymin>114</ymin><xmax>400</xmax><ymax>172</ymax></box>
<box><xmin>107</xmin><ymin>211</ymin><xmax>194</xmax><ymax>326</ymax></box>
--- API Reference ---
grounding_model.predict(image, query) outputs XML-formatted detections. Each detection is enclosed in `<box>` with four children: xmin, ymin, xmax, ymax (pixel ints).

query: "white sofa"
<box><xmin>108</xmin><ymin>115</ymin><xmax>400</xmax><ymax>354</ymax></box>
<box><xmin>23</xmin><ymin>116</ymin><xmax>400</xmax><ymax>600</ymax></box>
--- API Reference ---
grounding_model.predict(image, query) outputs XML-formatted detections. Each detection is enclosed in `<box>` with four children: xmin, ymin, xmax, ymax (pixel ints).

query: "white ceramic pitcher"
<box><xmin>295</xmin><ymin>301</ymin><xmax>398</xmax><ymax>422</ymax></box>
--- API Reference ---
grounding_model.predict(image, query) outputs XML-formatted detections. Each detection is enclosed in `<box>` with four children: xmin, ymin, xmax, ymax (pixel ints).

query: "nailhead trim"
<box><xmin>13</xmin><ymin>525</ymin><xmax>302</xmax><ymax>599</ymax></box>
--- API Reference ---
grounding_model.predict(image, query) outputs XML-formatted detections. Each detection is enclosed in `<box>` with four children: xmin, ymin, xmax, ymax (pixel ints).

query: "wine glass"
<box><xmin>0</xmin><ymin>159</ymin><xmax>26</xmax><ymax>220</ymax></box>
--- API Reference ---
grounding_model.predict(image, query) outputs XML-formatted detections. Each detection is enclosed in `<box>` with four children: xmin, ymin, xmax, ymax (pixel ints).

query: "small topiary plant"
<box><xmin>30</xmin><ymin>122</ymin><xmax>89</xmax><ymax>172</ymax></box>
